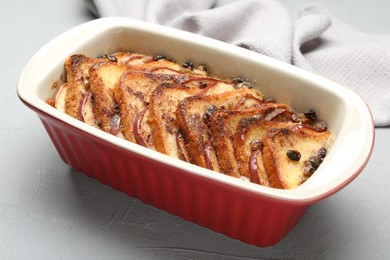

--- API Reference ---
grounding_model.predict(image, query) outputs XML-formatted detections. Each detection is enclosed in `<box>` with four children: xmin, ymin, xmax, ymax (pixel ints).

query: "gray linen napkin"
<box><xmin>85</xmin><ymin>0</ymin><xmax>390</xmax><ymax>126</ymax></box>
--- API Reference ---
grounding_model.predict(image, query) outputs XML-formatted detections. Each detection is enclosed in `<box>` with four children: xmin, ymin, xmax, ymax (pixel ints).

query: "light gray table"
<box><xmin>2</xmin><ymin>0</ymin><xmax>389</xmax><ymax>259</ymax></box>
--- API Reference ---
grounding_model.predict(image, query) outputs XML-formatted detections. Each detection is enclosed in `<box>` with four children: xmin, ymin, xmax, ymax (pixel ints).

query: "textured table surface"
<box><xmin>2</xmin><ymin>0</ymin><xmax>389</xmax><ymax>259</ymax></box>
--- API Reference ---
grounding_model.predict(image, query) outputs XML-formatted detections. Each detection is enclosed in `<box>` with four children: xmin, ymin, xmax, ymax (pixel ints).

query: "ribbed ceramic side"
<box><xmin>38</xmin><ymin>112</ymin><xmax>307</xmax><ymax>247</ymax></box>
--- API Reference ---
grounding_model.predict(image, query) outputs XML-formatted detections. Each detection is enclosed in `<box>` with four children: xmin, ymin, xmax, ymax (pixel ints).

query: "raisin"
<box><xmin>182</xmin><ymin>61</ymin><xmax>194</xmax><ymax>69</ymax></box>
<box><xmin>309</xmin><ymin>157</ymin><xmax>321</xmax><ymax>168</ymax></box>
<box><xmin>96</xmin><ymin>54</ymin><xmax>117</xmax><ymax>62</ymax></box>
<box><xmin>153</xmin><ymin>55</ymin><xmax>166</xmax><ymax>61</ymax></box>
<box><xmin>232</xmin><ymin>77</ymin><xmax>244</xmax><ymax>84</ymax></box>
<box><xmin>304</xmin><ymin>148</ymin><xmax>328</xmax><ymax>176</ymax></box>
<box><xmin>287</xmin><ymin>150</ymin><xmax>301</xmax><ymax>161</ymax></box>
<box><xmin>304</xmin><ymin>109</ymin><xmax>317</xmax><ymax>121</ymax></box>
<box><xmin>232</xmin><ymin>77</ymin><xmax>252</xmax><ymax>88</ymax></box>
<box><xmin>304</xmin><ymin>161</ymin><xmax>316</xmax><ymax>175</ymax></box>
<box><xmin>199</xmin><ymin>82</ymin><xmax>208</xmax><ymax>89</ymax></box>
<box><xmin>203</xmin><ymin>105</ymin><xmax>217</xmax><ymax>126</ymax></box>
<box><xmin>280</xmin><ymin>128</ymin><xmax>290</xmax><ymax>135</ymax></box>
<box><xmin>107</xmin><ymin>55</ymin><xmax>118</xmax><ymax>62</ymax></box>
<box><xmin>318</xmin><ymin>147</ymin><xmax>327</xmax><ymax>158</ymax></box>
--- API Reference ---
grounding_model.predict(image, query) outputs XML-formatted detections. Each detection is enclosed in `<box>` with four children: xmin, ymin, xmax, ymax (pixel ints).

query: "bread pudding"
<box><xmin>47</xmin><ymin>52</ymin><xmax>333</xmax><ymax>189</ymax></box>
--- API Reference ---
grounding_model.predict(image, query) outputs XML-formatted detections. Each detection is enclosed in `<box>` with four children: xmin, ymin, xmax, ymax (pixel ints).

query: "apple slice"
<box><xmin>77</xmin><ymin>90</ymin><xmax>96</xmax><ymax>127</ymax></box>
<box><xmin>47</xmin><ymin>82</ymin><xmax>67</xmax><ymax>111</ymax></box>
<box><xmin>133</xmin><ymin>108</ymin><xmax>149</xmax><ymax>147</ymax></box>
<box><xmin>78</xmin><ymin>90</ymin><xmax>91</xmax><ymax>122</ymax></box>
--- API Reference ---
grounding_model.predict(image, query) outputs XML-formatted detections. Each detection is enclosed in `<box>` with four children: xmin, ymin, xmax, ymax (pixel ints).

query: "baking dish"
<box><xmin>17</xmin><ymin>17</ymin><xmax>374</xmax><ymax>247</ymax></box>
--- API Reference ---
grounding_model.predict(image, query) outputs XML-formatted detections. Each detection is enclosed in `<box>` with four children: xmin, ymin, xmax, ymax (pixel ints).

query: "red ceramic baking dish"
<box><xmin>17</xmin><ymin>17</ymin><xmax>374</xmax><ymax>247</ymax></box>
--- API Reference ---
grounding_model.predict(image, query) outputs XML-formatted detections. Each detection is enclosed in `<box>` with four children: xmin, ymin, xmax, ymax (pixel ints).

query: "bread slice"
<box><xmin>114</xmin><ymin>71</ymin><xmax>156</xmax><ymax>147</ymax></box>
<box><xmin>149</xmin><ymin>83</ymin><xmax>201</xmax><ymax>158</ymax></box>
<box><xmin>176</xmin><ymin>88</ymin><xmax>264</xmax><ymax>171</ymax></box>
<box><xmin>63</xmin><ymin>54</ymin><xmax>99</xmax><ymax>120</ymax></box>
<box><xmin>262</xmin><ymin>125</ymin><xmax>333</xmax><ymax>189</ymax></box>
<box><xmin>89</xmin><ymin>61</ymin><xmax>128</xmax><ymax>136</ymax></box>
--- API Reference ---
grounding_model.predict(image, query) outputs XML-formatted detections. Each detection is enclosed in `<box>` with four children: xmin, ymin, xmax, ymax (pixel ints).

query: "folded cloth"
<box><xmin>85</xmin><ymin>0</ymin><xmax>390</xmax><ymax>126</ymax></box>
